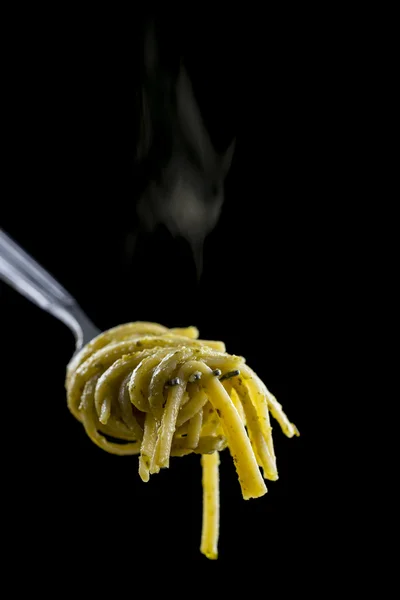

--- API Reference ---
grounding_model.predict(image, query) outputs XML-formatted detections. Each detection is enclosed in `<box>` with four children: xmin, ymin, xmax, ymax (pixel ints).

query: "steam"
<box><xmin>135</xmin><ymin>22</ymin><xmax>235</xmax><ymax>278</ymax></box>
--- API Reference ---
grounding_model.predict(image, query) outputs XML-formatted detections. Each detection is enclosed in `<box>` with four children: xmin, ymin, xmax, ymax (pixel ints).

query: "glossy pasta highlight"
<box><xmin>66</xmin><ymin>322</ymin><xmax>298</xmax><ymax>559</ymax></box>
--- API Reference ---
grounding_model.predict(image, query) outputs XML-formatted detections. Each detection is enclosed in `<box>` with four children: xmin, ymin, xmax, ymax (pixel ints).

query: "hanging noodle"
<box><xmin>65</xmin><ymin>321</ymin><xmax>298</xmax><ymax>559</ymax></box>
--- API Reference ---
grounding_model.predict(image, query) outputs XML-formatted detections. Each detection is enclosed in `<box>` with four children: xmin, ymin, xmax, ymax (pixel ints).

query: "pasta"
<box><xmin>66</xmin><ymin>321</ymin><xmax>299</xmax><ymax>559</ymax></box>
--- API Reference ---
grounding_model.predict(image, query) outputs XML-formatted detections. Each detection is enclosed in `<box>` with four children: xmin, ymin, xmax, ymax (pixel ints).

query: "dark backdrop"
<box><xmin>1</xmin><ymin>6</ymin><xmax>326</xmax><ymax>582</ymax></box>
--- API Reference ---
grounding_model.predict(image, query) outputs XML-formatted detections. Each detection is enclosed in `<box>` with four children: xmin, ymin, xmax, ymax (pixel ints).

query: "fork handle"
<box><xmin>0</xmin><ymin>228</ymin><xmax>98</xmax><ymax>349</ymax></box>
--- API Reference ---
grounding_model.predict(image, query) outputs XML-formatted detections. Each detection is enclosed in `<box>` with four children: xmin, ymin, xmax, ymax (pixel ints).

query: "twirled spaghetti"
<box><xmin>66</xmin><ymin>321</ymin><xmax>298</xmax><ymax>559</ymax></box>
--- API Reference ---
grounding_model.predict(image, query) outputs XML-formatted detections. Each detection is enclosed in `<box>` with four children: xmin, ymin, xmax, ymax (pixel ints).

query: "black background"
<box><xmin>1</xmin><ymin>6</ymin><xmax>331</xmax><ymax>583</ymax></box>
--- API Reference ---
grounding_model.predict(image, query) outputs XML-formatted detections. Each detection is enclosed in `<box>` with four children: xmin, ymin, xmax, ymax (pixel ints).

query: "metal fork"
<box><xmin>0</xmin><ymin>228</ymin><xmax>100</xmax><ymax>351</ymax></box>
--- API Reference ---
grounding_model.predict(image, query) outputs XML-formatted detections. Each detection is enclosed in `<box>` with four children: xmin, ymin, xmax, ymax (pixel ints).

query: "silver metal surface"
<box><xmin>0</xmin><ymin>228</ymin><xmax>100</xmax><ymax>350</ymax></box>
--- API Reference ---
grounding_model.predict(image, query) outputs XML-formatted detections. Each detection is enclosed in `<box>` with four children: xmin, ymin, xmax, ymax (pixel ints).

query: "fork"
<box><xmin>0</xmin><ymin>228</ymin><xmax>100</xmax><ymax>351</ymax></box>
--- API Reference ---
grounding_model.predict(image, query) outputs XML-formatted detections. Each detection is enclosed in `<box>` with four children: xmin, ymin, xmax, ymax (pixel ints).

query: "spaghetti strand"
<box><xmin>66</xmin><ymin>321</ymin><xmax>297</xmax><ymax>559</ymax></box>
